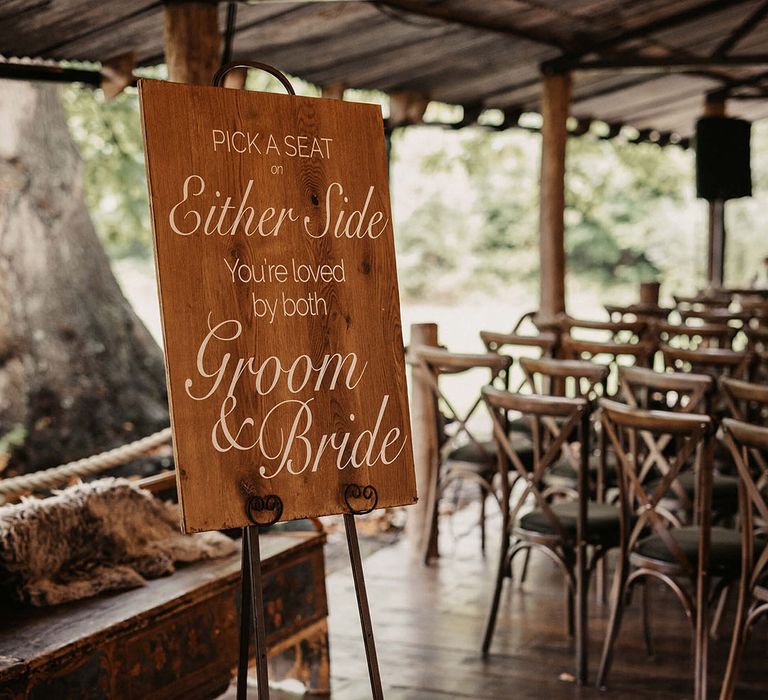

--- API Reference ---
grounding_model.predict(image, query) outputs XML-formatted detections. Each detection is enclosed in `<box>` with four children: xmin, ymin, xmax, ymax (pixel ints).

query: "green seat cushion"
<box><xmin>518</xmin><ymin>501</ymin><xmax>622</xmax><ymax>546</ymax></box>
<box><xmin>634</xmin><ymin>526</ymin><xmax>742</xmax><ymax>576</ymax></box>
<box><xmin>647</xmin><ymin>471</ymin><xmax>739</xmax><ymax>513</ymax></box>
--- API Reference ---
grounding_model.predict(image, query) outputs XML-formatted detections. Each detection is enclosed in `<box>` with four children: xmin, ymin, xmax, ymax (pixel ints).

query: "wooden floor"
<box><xmin>233</xmin><ymin>507</ymin><xmax>768</xmax><ymax>699</ymax></box>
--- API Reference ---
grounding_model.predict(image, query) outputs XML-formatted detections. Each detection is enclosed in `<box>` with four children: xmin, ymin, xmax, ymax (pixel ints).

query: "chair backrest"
<box><xmin>673</xmin><ymin>293</ymin><xmax>732</xmax><ymax>310</ymax></box>
<box><xmin>721</xmin><ymin>377</ymin><xmax>768</xmax><ymax>425</ymax></box>
<box><xmin>661</xmin><ymin>345</ymin><xmax>752</xmax><ymax>383</ymax></box>
<box><xmin>480</xmin><ymin>330</ymin><xmax>557</xmax><ymax>356</ymax></box>
<box><xmin>618</xmin><ymin>367</ymin><xmax>713</xmax><ymax>496</ymax></box>
<box><xmin>619</xmin><ymin>365</ymin><xmax>713</xmax><ymax>414</ymax></box>
<box><xmin>656</xmin><ymin>322</ymin><xmax>736</xmax><ymax>350</ymax></box>
<box><xmin>560</xmin><ymin>336</ymin><xmax>656</xmax><ymax>397</ymax></box>
<box><xmin>599</xmin><ymin>399</ymin><xmax>714</xmax><ymax>575</ymax></box>
<box><xmin>678</xmin><ymin>308</ymin><xmax>751</xmax><ymax>328</ymax></box>
<box><xmin>721</xmin><ymin>418</ymin><xmax>768</xmax><ymax>591</ymax></box>
<box><xmin>520</xmin><ymin>356</ymin><xmax>608</xmax><ymax>400</ymax></box>
<box><xmin>605</xmin><ymin>303</ymin><xmax>672</xmax><ymax>323</ymax></box>
<box><xmin>415</xmin><ymin>348</ymin><xmax>512</xmax><ymax>461</ymax></box>
<box><xmin>561</xmin><ymin>316</ymin><xmax>648</xmax><ymax>344</ymax></box>
<box><xmin>483</xmin><ymin>387</ymin><xmax>591</xmax><ymax>543</ymax></box>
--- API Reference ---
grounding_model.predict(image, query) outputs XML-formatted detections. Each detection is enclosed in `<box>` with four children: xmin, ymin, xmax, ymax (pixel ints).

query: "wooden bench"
<box><xmin>0</xmin><ymin>531</ymin><xmax>329</xmax><ymax>699</ymax></box>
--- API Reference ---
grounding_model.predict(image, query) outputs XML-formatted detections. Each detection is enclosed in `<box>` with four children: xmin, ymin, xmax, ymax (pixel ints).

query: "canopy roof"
<box><xmin>4</xmin><ymin>0</ymin><xmax>768</xmax><ymax>138</ymax></box>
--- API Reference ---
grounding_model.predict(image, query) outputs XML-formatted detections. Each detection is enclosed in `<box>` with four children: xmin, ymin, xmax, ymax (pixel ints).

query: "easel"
<box><xmin>236</xmin><ymin>483</ymin><xmax>383</xmax><ymax>700</ymax></box>
<box><xmin>209</xmin><ymin>61</ymin><xmax>385</xmax><ymax>700</ymax></box>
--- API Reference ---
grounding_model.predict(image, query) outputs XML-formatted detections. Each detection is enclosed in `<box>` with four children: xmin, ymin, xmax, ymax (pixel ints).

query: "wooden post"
<box><xmin>163</xmin><ymin>1</ymin><xmax>221</xmax><ymax>85</ymax></box>
<box><xmin>322</xmin><ymin>83</ymin><xmax>346</xmax><ymax>100</ymax></box>
<box><xmin>704</xmin><ymin>96</ymin><xmax>727</xmax><ymax>290</ymax></box>
<box><xmin>223</xmin><ymin>68</ymin><xmax>247</xmax><ymax>90</ymax></box>
<box><xmin>405</xmin><ymin>323</ymin><xmax>439</xmax><ymax>560</ymax></box>
<box><xmin>537</xmin><ymin>72</ymin><xmax>571</xmax><ymax>326</ymax></box>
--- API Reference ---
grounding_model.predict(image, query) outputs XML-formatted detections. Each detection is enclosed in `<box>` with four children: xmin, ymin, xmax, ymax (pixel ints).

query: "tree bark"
<box><xmin>0</xmin><ymin>80</ymin><xmax>168</xmax><ymax>475</ymax></box>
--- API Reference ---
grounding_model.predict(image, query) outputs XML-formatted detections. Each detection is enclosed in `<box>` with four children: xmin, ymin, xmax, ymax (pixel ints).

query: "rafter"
<box><xmin>712</xmin><ymin>0</ymin><xmax>768</xmax><ymax>55</ymax></box>
<box><xmin>543</xmin><ymin>0</ymin><xmax>755</xmax><ymax>73</ymax></box>
<box><xmin>376</xmin><ymin>0</ymin><xmax>572</xmax><ymax>50</ymax></box>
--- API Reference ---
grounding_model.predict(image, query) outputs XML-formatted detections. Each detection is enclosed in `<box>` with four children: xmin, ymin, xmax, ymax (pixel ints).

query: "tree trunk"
<box><xmin>0</xmin><ymin>80</ymin><xmax>168</xmax><ymax>475</ymax></box>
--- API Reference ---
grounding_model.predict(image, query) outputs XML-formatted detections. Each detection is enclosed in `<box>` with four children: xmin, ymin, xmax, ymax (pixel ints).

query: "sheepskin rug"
<box><xmin>0</xmin><ymin>478</ymin><xmax>237</xmax><ymax>606</ymax></box>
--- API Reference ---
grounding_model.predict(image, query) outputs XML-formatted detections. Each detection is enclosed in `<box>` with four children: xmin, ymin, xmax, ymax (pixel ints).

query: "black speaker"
<box><xmin>696</xmin><ymin>116</ymin><xmax>751</xmax><ymax>200</ymax></box>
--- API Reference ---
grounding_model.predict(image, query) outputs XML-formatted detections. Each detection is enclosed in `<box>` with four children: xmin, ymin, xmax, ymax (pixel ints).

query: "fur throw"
<box><xmin>0</xmin><ymin>478</ymin><xmax>237</xmax><ymax>606</ymax></box>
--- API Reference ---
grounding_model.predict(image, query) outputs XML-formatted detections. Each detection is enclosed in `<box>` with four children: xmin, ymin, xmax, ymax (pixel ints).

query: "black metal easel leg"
<box><xmin>237</xmin><ymin>533</ymin><xmax>252</xmax><ymax>700</ymax></box>
<box><xmin>344</xmin><ymin>513</ymin><xmax>384</xmax><ymax>700</ymax></box>
<box><xmin>237</xmin><ymin>525</ymin><xmax>271</xmax><ymax>700</ymax></box>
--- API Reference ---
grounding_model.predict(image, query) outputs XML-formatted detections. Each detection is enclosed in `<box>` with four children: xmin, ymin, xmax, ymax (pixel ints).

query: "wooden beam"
<box><xmin>378</xmin><ymin>0</ymin><xmax>569</xmax><ymax>50</ymax></box>
<box><xmin>713</xmin><ymin>0</ymin><xmax>768</xmax><ymax>56</ymax></box>
<box><xmin>537</xmin><ymin>73</ymin><xmax>571</xmax><ymax>324</ymax></box>
<box><xmin>404</xmin><ymin>323</ymin><xmax>440</xmax><ymax>561</ymax></box>
<box><xmin>321</xmin><ymin>82</ymin><xmax>346</xmax><ymax>100</ymax></box>
<box><xmin>567</xmin><ymin>54</ymin><xmax>768</xmax><ymax>71</ymax></box>
<box><xmin>163</xmin><ymin>1</ymin><xmax>221</xmax><ymax>85</ymax></box>
<box><xmin>543</xmin><ymin>0</ymin><xmax>755</xmax><ymax>73</ymax></box>
<box><xmin>101</xmin><ymin>52</ymin><xmax>135</xmax><ymax>99</ymax></box>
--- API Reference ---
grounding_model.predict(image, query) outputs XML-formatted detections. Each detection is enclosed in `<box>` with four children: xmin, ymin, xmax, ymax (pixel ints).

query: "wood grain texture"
<box><xmin>139</xmin><ymin>80</ymin><xmax>415</xmax><ymax>532</ymax></box>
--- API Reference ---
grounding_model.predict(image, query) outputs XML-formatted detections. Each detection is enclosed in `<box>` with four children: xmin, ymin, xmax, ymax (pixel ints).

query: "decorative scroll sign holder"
<box><xmin>139</xmin><ymin>60</ymin><xmax>418</xmax><ymax>700</ymax></box>
<box><xmin>209</xmin><ymin>63</ymin><xmax>387</xmax><ymax>700</ymax></box>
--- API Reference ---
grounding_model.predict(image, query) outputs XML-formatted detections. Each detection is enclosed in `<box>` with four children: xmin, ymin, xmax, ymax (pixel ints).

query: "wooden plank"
<box><xmin>139</xmin><ymin>81</ymin><xmax>416</xmax><ymax>531</ymax></box>
<box><xmin>0</xmin><ymin>531</ymin><xmax>328</xmax><ymax>699</ymax></box>
<box><xmin>163</xmin><ymin>2</ymin><xmax>220</xmax><ymax>85</ymax></box>
<box><xmin>313</xmin><ymin>508</ymin><xmax>768</xmax><ymax>699</ymax></box>
<box><xmin>403</xmin><ymin>323</ymin><xmax>439</xmax><ymax>560</ymax></box>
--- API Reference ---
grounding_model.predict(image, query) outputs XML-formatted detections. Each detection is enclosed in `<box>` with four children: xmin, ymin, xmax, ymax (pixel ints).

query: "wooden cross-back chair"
<box><xmin>661</xmin><ymin>345</ymin><xmax>752</xmax><ymax>393</ymax></box>
<box><xmin>520</xmin><ymin>357</ymin><xmax>610</xmax><ymax>501</ymax></box>
<box><xmin>596</xmin><ymin>400</ymin><xmax>740</xmax><ymax>700</ymax></box>
<box><xmin>618</xmin><ymin>366</ymin><xmax>717</xmax><ymax>519</ymax></box>
<box><xmin>560</xmin><ymin>335</ymin><xmax>656</xmax><ymax>397</ymax></box>
<box><xmin>480</xmin><ymin>310</ymin><xmax>558</xmax><ymax>378</ymax></box>
<box><xmin>721</xmin><ymin>377</ymin><xmax>768</xmax><ymax>493</ymax></box>
<box><xmin>414</xmin><ymin>347</ymin><xmax>512</xmax><ymax>563</ymax></box>
<box><xmin>656</xmin><ymin>322</ymin><xmax>737</xmax><ymax>351</ymax></box>
<box><xmin>481</xmin><ymin>388</ymin><xmax>621</xmax><ymax>684</ymax></box>
<box><xmin>719</xmin><ymin>419</ymin><xmax>768</xmax><ymax>700</ymax></box>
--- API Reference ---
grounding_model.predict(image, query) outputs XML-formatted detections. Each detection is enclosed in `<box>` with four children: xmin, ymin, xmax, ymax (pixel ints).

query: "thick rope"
<box><xmin>0</xmin><ymin>428</ymin><xmax>172</xmax><ymax>504</ymax></box>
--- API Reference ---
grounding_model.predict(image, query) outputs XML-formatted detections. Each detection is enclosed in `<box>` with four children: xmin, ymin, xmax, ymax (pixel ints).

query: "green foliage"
<box><xmin>60</xmin><ymin>76</ymin><xmax>768</xmax><ymax>303</ymax></box>
<box><xmin>62</xmin><ymin>83</ymin><xmax>153</xmax><ymax>258</ymax></box>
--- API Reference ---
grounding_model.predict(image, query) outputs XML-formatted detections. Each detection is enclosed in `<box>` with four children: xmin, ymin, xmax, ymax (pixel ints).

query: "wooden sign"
<box><xmin>139</xmin><ymin>79</ymin><xmax>416</xmax><ymax>532</ymax></box>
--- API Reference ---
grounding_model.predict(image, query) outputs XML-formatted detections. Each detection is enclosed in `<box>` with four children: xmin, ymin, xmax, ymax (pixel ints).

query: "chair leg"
<box><xmin>575</xmin><ymin>539</ymin><xmax>588</xmax><ymax>684</ymax></box>
<box><xmin>709</xmin><ymin>582</ymin><xmax>729</xmax><ymax>640</ymax></box>
<box><xmin>642</xmin><ymin>578</ymin><xmax>654</xmax><ymax>658</ymax></box>
<box><xmin>718</xmin><ymin>580</ymin><xmax>749</xmax><ymax>700</ymax></box>
<box><xmin>596</xmin><ymin>551</ymin><xmax>629</xmax><ymax>689</ymax></box>
<box><xmin>479</xmin><ymin>484</ymin><xmax>487</xmax><ymax>554</ymax></box>
<box><xmin>520</xmin><ymin>546</ymin><xmax>531</xmax><ymax>583</ymax></box>
<box><xmin>596</xmin><ymin>555</ymin><xmax>607</xmax><ymax>604</ymax></box>
<box><xmin>694</xmin><ymin>576</ymin><xmax>711</xmax><ymax>700</ymax></box>
<box><xmin>422</xmin><ymin>473</ymin><xmax>441</xmax><ymax>566</ymax></box>
<box><xmin>482</xmin><ymin>533</ymin><xmax>512</xmax><ymax>655</ymax></box>
<box><xmin>566</xmin><ymin>581</ymin><xmax>575</xmax><ymax>638</ymax></box>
